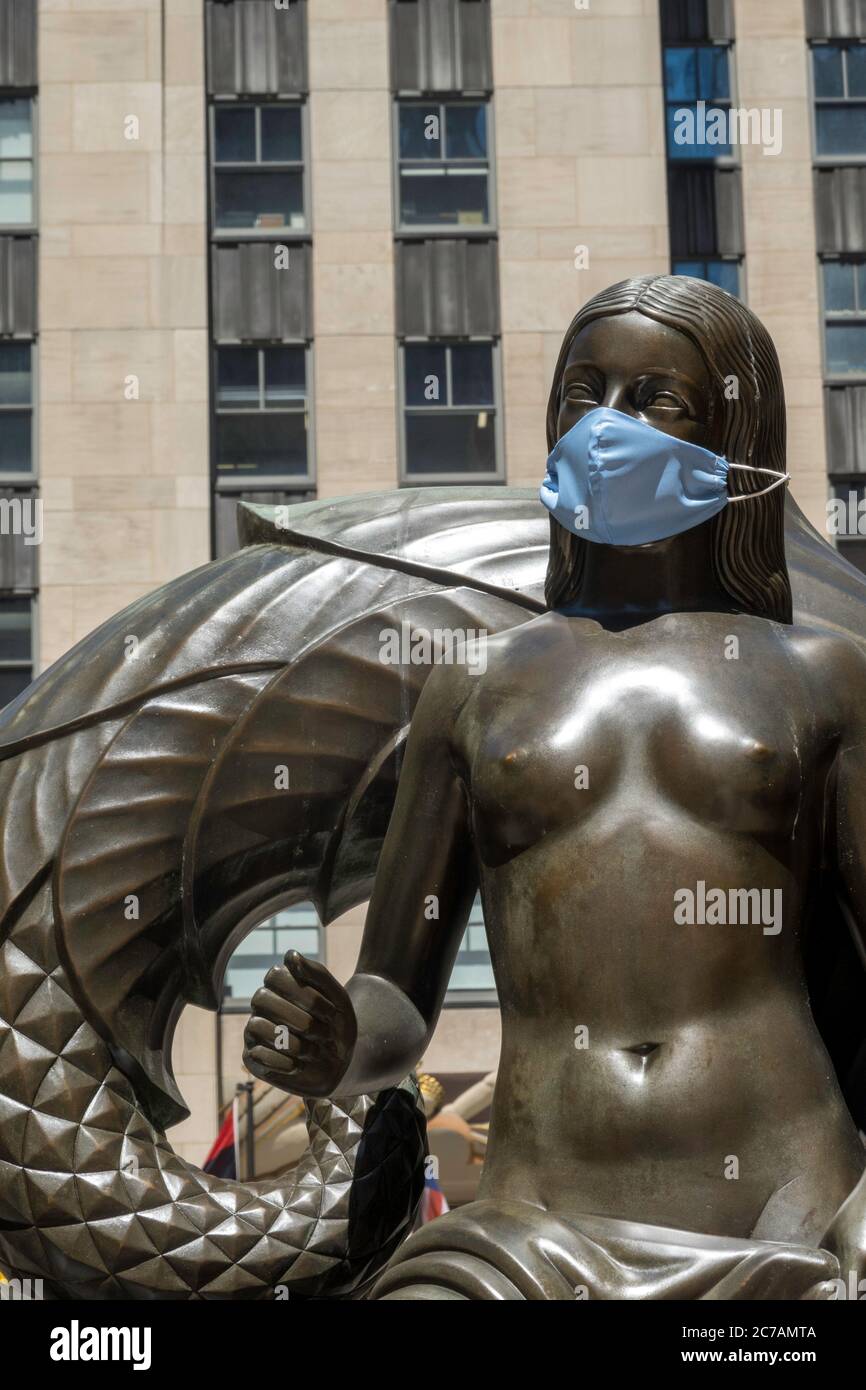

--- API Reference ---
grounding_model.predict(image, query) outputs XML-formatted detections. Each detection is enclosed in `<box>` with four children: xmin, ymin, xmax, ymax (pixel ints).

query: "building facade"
<box><xmin>0</xmin><ymin>0</ymin><xmax>863</xmax><ymax>1168</ymax></box>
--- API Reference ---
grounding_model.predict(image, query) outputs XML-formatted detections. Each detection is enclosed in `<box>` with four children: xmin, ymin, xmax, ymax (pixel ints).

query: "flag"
<box><xmin>203</xmin><ymin>1095</ymin><xmax>239</xmax><ymax>1180</ymax></box>
<box><xmin>420</xmin><ymin>1168</ymin><xmax>449</xmax><ymax>1223</ymax></box>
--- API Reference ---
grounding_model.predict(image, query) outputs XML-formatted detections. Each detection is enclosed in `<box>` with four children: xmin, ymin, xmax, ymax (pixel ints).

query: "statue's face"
<box><xmin>557</xmin><ymin>310</ymin><xmax>723</xmax><ymax>453</ymax></box>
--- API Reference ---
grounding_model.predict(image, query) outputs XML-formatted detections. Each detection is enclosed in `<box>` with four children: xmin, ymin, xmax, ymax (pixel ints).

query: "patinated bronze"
<box><xmin>1</xmin><ymin>275</ymin><xmax>865</xmax><ymax>1299</ymax></box>
<box><xmin>246</xmin><ymin>277</ymin><xmax>866</xmax><ymax>1300</ymax></box>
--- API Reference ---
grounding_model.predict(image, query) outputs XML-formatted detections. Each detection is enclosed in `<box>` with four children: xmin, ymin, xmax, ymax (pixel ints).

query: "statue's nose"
<box><xmin>602</xmin><ymin>387</ymin><xmax>637</xmax><ymax>417</ymax></box>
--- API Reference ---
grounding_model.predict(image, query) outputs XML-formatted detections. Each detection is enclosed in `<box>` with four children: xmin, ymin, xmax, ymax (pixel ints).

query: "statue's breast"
<box><xmin>463</xmin><ymin>623</ymin><xmax>815</xmax><ymax>866</ymax></box>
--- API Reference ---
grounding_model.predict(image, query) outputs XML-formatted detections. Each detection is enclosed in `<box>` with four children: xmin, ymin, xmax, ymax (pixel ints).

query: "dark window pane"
<box><xmin>826</xmin><ymin>323</ymin><xmax>866</xmax><ymax>374</ymax></box>
<box><xmin>405</xmin><ymin>344</ymin><xmax>448</xmax><ymax>405</ymax></box>
<box><xmin>399</xmin><ymin>105</ymin><xmax>442</xmax><ymax>160</ymax></box>
<box><xmin>0</xmin><ymin>344</ymin><xmax>30</xmax><ymax>405</ymax></box>
<box><xmin>0</xmin><ymin>667</ymin><xmax>31</xmax><ymax>708</ymax></box>
<box><xmin>214</xmin><ymin>170</ymin><xmax>304</xmax><ymax>230</ymax></box>
<box><xmin>0</xmin><ymin>413</ymin><xmax>31</xmax><ymax>472</ymax></box>
<box><xmin>697</xmin><ymin>46</ymin><xmax>729</xmax><ymax>101</ymax></box>
<box><xmin>858</xmin><ymin>264</ymin><xmax>866</xmax><ymax>310</ymax></box>
<box><xmin>824</xmin><ymin>262</ymin><xmax>857</xmax><ymax>313</ymax></box>
<box><xmin>405</xmin><ymin>411</ymin><xmax>496</xmax><ymax>474</ymax></box>
<box><xmin>400</xmin><ymin>170</ymin><xmax>489</xmax><ymax>227</ymax></box>
<box><xmin>813</xmin><ymin>45</ymin><xmax>844</xmax><ymax>99</ymax></box>
<box><xmin>451</xmin><ymin>344</ymin><xmax>494</xmax><ymax>406</ymax></box>
<box><xmin>848</xmin><ymin>46</ymin><xmax>866</xmax><ymax>99</ymax></box>
<box><xmin>667</xmin><ymin>102</ymin><xmax>731</xmax><ymax>158</ymax></box>
<box><xmin>264</xmin><ymin>346</ymin><xmax>306</xmax><ymax>406</ymax></box>
<box><xmin>217</xmin><ymin>348</ymin><xmax>259</xmax><ymax>408</ymax></box>
<box><xmin>0</xmin><ymin>597</ymin><xmax>30</xmax><ymax>661</ymax></box>
<box><xmin>704</xmin><ymin>260</ymin><xmax>740</xmax><ymax>296</ymax></box>
<box><xmin>673</xmin><ymin>260</ymin><xmax>704</xmax><ymax>278</ymax></box>
<box><xmin>216</xmin><ymin>413</ymin><xmax>308</xmax><ymax>477</ymax></box>
<box><xmin>214</xmin><ymin>106</ymin><xmax>256</xmax><ymax>163</ymax></box>
<box><xmin>838</xmin><ymin>538</ymin><xmax>866</xmax><ymax>575</ymax></box>
<box><xmin>664</xmin><ymin>47</ymin><xmax>697</xmax><ymax>102</ymax></box>
<box><xmin>446</xmin><ymin>104</ymin><xmax>487</xmax><ymax>159</ymax></box>
<box><xmin>816</xmin><ymin>105</ymin><xmax>866</xmax><ymax>157</ymax></box>
<box><xmin>261</xmin><ymin>106</ymin><xmax>302</xmax><ymax>162</ymax></box>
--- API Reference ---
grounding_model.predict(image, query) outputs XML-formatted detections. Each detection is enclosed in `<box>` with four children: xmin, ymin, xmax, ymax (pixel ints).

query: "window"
<box><xmin>0</xmin><ymin>99</ymin><xmax>33</xmax><ymax>226</ymax></box>
<box><xmin>214</xmin><ymin>344</ymin><xmax>310</xmax><ymax>479</ymax></box>
<box><xmin>0</xmin><ymin>595</ymin><xmax>32</xmax><ymax>707</ymax></box>
<box><xmin>664</xmin><ymin>44</ymin><xmax>732</xmax><ymax>160</ymax></box>
<box><xmin>673</xmin><ymin>258</ymin><xmax>741</xmax><ymax>297</ymax></box>
<box><xmin>813</xmin><ymin>44</ymin><xmax>866</xmax><ymax>158</ymax></box>
<box><xmin>0</xmin><ymin>342</ymin><xmax>32</xmax><ymax>473</ymax></box>
<box><xmin>401</xmin><ymin>339</ymin><xmax>499</xmax><ymax>478</ymax></box>
<box><xmin>222</xmin><ymin>904</ymin><xmax>322</xmax><ymax>1007</ymax></box>
<box><xmin>823</xmin><ymin>261</ymin><xmax>866</xmax><ymax>376</ymax></box>
<box><xmin>397</xmin><ymin>101</ymin><xmax>490</xmax><ymax>229</ymax></box>
<box><xmin>212</xmin><ymin>103</ymin><xmax>306</xmax><ymax>233</ymax></box>
<box><xmin>446</xmin><ymin>895</ymin><xmax>496</xmax><ymax>1000</ymax></box>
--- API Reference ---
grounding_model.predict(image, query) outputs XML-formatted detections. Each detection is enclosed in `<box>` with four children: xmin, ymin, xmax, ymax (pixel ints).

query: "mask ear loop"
<box><xmin>726</xmin><ymin>462</ymin><xmax>790</xmax><ymax>501</ymax></box>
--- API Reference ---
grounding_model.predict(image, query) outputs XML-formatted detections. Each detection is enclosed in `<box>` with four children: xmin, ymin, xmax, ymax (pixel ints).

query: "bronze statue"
<box><xmin>1</xmin><ymin>275</ymin><xmax>864</xmax><ymax>1299</ymax></box>
<box><xmin>245</xmin><ymin>277</ymin><xmax>866</xmax><ymax>1300</ymax></box>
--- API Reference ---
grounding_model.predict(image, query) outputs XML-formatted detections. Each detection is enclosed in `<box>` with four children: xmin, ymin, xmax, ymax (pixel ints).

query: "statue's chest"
<box><xmin>463</xmin><ymin>639</ymin><xmax>810</xmax><ymax>859</ymax></box>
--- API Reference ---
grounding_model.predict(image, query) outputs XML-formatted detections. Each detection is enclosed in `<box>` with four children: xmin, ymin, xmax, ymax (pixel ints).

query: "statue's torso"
<box><xmin>452</xmin><ymin>610</ymin><xmax>865</xmax><ymax>1244</ymax></box>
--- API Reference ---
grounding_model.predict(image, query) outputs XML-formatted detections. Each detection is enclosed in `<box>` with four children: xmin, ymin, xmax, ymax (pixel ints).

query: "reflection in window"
<box><xmin>215</xmin><ymin>345</ymin><xmax>309</xmax><ymax>479</ymax></box>
<box><xmin>0</xmin><ymin>343</ymin><xmax>32</xmax><ymax>473</ymax></box>
<box><xmin>398</xmin><ymin>101</ymin><xmax>490</xmax><ymax>228</ymax></box>
<box><xmin>664</xmin><ymin>44</ymin><xmax>732</xmax><ymax>160</ymax></box>
<box><xmin>222</xmin><ymin>904</ymin><xmax>322</xmax><ymax>1006</ymax></box>
<box><xmin>823</xmin><ymin>261</ymin><xmax>866</xmax><ymax>376</ymax></box>
<box><xmin>673</xmin><ymin>258</ymin><xmax>741</xmax><ymax>298</ymax></box>
<box><xmin>0</xmin><ymin>596</ymin><xmax>32</xmax><ymax>708</ymax></box>
<box><xmin>0</xmin><ymin>99</ymin><xmax>33</xmax><ymax>225</ymax></box>
<box><xmin>212</xmin><ymin>103</ymin><xmax>305</xmax><ymax>231</ymax></box>
<box><xmin>813</xmin><ymin>43</ymin><xmax>866</xmax><ymax>157</ymax></box>
<box><xmin>403</xmin><ymin>340</ymin><xmax>498</xmax><ymax>477</ymax></box>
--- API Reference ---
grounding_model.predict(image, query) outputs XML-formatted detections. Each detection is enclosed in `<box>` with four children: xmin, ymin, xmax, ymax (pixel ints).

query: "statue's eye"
<box><xmin>565</xmin><ymin>381</ymin><xmax>599</xmax><ymax>402</ymax></box>
<box><xmin>645</xmin><ymin>390</ymin><xmax>687</xmax><ymax>412</ymax></box>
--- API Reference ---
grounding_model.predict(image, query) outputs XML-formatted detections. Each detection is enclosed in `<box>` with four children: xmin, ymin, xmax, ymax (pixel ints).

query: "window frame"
<box><xmin>0</xmin><ymin>94</ymin><xmax>37</xmax><ymax>234</ymax></box>
<box><xmin>671</xmin><ymin>256</ymin><xmax>744</xmax><ymax>299</ymax></box>
<box><xmin>810</xmin><ymin>40</ymin><xmax>866</xmax><ymax>167</ymax></box>
<box><xmin>444</xmin><ymin>894</ymin><xmax>497</xmax><ymax>1008</ymax></box>
<box><xmin>397</xmin><ymin>336</ymin><xmax>504</xmax><ymax>484</ymax></box>
<box><xmin>820</xmin><ymin>256</ymin><xmax>866</xmax><ymax>384</ymax></box>
<box><xmin>208</xmin><ymin>98</ymin><xmax>311</xmax><ymax>239</ymax></box>
<box><xmin>221</xmin><ymin>902</ymin><xmax>324</xmax><ymax>1013</ymax></box>
<box><xmin>393</xmin><ymin>95</ymin><xmax>497</xmax><ymax>237</ymax></box>
<box><xmin>0</xmin><ymin>592</ymin><xmax>35</xmax><ymax>706</ymax></box>
<box><xmin>212</xmin><ymin>339</ymin><xmax>316</xmax><ymax>490</ymax></box>
<box><xmin>0</xmin><ymin>338</ymin><xmax>36</xmax><ymax>482</ymax></box>
<box><xmin>661</xmin><ymin>39</ymin><xmax>739</xmax><ymax>169</ymax></box>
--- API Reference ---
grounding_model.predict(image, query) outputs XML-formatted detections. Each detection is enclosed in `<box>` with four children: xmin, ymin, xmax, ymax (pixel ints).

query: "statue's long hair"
<box><xmin>544</xmin><ymin>275</ymin><xmax>793</xmax><ymax>623</ymax></box>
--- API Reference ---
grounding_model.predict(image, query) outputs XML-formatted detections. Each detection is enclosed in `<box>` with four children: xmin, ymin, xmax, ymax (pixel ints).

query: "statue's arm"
<box><xmin>339</xmin><ymin>662</ymin><xmax>478</xmax><ymax>1093</ymax></box>
<box><xmin>834</xmin><ymin>669</ymin><xmax>866</xmax><ymax>964</ymax></box>
<box><xmin>822</xmin><ymin>655</ymin><xmax>866</xmax><ymax>1278</ymax></box>
<box><xmin>243</xmin><ymin>662</ymin><xmax>478</xmax><ymax>1097</ymax></box>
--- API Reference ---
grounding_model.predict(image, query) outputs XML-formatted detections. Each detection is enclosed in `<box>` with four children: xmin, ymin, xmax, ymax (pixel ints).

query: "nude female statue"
<box><xmin>244</xmin><ymin>276</ymin><xmax>866</xmax><ymax>1300</ymax></box>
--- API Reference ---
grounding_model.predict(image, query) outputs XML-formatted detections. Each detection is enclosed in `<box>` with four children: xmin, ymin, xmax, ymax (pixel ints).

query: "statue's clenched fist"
<box><xmin>243</xmin><ymin>951</ymin><xmax>358</xmax><ymax>1098</ymax></box>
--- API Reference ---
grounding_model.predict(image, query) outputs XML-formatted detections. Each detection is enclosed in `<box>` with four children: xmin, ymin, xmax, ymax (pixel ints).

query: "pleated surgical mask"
<box><xmin>540</xmin><ymin>407</ymin><xmax>788</xmax><ymax>547</ymax></box>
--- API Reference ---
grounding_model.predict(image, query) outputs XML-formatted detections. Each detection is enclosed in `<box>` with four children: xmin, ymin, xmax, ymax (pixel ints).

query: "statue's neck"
<box><xmin>561</xmin><ymin>523</ymin><xmax>739</xmax><ymax>631</ymax></box>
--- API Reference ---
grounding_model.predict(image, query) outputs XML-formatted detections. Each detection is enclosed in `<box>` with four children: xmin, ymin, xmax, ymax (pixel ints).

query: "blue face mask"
<box><xmin>539</xmin><ymin>407</ymin><xmax>788</xmax><ymax>547</ymax></box>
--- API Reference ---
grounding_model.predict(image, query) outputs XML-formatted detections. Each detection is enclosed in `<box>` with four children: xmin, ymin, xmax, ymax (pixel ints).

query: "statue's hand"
<box><xmin>243</xmin><ymin>951</ymin><xmax>357</xmax><ymax>1098</ymax></box>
